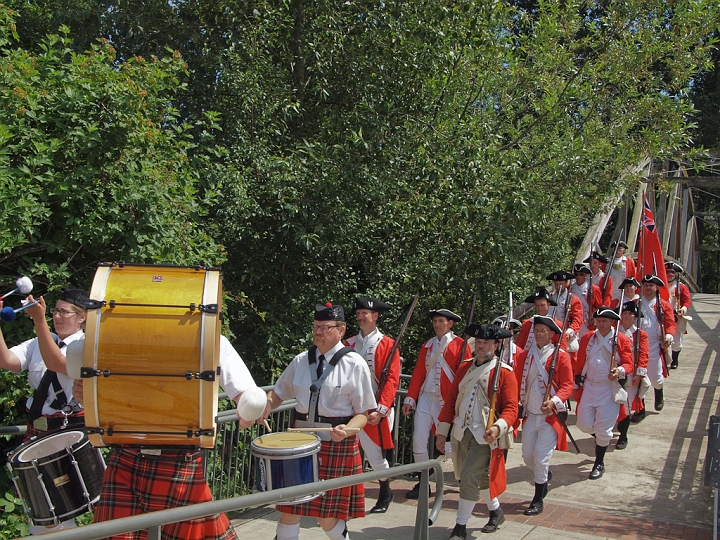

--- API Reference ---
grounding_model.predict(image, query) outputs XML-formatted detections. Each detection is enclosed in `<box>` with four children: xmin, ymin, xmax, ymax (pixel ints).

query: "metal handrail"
<box><xmin>23</xmin><ymin>459</ymin><xmax>444</xmax><ymax>540</ymax></box>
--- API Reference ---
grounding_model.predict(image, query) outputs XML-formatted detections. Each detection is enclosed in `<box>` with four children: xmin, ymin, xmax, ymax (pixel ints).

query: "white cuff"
<box><xmin>377</xmin><ymin>404</ymin><xmax>389</xmax><ymax>416</ymax></box>
<box><xmin>493</xmin><ymin>418</ymin><xmax>508</xmax><ymax>436</ymax></box>
<box><xmin>437</xmin><ymin>421</ymin><xmax>452</xmax><ymax>437</ymax></box>
<box><xmin>617</xmin><ymin>367</ymin><xmax>626</xmax><ymax>378</ymax></box>
<box><xmin>403</xmin><ymin>397</ymin><xmax>417</xmax><ymax>409</ymax></box>
<box><xmin>665</xmin><ymin>334</ymin><xmax>674</xmax><ymax>343</ymax></box>
<box><xmin>565</xmin><ymin>328</ymin><xmax>576</xmax><ymax>339</ymax></box>
<box><xmin>551</xmin><ymin>396</ymin><xmax>566</xmax><ymax>412</ymax></box>
<box><xmin>636</xmin><ymin>368</ymin><xmax>647</xmax><ymax>377</ymax></box>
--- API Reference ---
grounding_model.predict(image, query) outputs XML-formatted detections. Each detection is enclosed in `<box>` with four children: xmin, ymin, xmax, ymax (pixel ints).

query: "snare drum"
<box><xmin>251</xmin><ymin>432</ymin><xmax>322</xmax><ymax>504</ymax></box>
<box><xmin>7</xmin><ymin>430</ymin><xmax>105</xmax><ymax>526</ymax></box>
<box><xmin>82</xmin><ymin>263</ymin><xmax>222</xmax><ymax>448</ymax></box>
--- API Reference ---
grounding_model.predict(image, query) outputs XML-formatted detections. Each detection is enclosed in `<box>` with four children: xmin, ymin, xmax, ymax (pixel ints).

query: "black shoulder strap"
<box><xmin>28</xmin><ymin>370</ymin><xmax>63</xmax><ymax>422</ymax></box>
<box><xmin>307</xmin><ymin>346</ymin><xmax>354</xmax><ymax>423</ymax></box>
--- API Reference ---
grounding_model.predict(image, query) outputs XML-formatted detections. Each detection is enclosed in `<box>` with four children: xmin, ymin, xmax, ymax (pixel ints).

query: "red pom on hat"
<box><xmin>325</xmin><ymin>302</ymin><xmax>332</xmax><ymax>307</ymax></box>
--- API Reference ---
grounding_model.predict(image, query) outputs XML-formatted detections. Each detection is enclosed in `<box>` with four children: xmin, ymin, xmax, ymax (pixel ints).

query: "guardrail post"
<box><xmin>414</xmin><ymin>468</ymin><xmax>430</xmax><ymax>540</ymax></box>
<box><xmin>147</xmin><ymin>525</ymin><xmax>161</xmax><ymax>540</ymax></box>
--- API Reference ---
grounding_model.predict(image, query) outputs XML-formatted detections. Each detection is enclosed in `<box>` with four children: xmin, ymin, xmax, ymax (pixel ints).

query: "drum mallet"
<box><xmin>236</xmin><ymin>386</ymin><xmax>272</xmax><ymax>431</ymax></box>
<box><xmin>288</xmin><ymin>427</ymin><xmax>361</xmax><ymax>434</ymax></box>
<box><xmin>0</xmin><ymin>276</ymin><xmax>33</xmax><ymax>299</ymax></box>
<box><xmin>1</xmin><ymin>299</ymin><xmax>40</xmax><ymax>323</ymax></box>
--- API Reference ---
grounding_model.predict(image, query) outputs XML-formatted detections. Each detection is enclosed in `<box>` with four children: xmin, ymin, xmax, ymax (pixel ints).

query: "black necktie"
<box><xmin>316</xmin><ymin>354</ymin><xmax>325</xmax><ymax>379</ymax></box>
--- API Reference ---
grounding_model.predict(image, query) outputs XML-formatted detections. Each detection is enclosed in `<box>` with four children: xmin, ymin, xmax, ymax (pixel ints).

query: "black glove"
<box><xmin>575</xmin><ymin>374</ymin><xmax>584</xmax><ymax>387</ymax></box>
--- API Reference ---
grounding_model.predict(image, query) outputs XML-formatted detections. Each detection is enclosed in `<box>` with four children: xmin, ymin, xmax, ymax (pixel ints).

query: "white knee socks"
<box><xmin>480</xmin><ymin>489</ymin><xmax>500</xmax><ymax>511</ymax></box>
<box><xmin>324</xmin><ymin>519</ymin><xmax>348</xmax><ymax>539</ymax></box>
<box><xmin>276</xmin><ymin>521</ymin><xmax>300</xmax><ymax>540</ymax></box>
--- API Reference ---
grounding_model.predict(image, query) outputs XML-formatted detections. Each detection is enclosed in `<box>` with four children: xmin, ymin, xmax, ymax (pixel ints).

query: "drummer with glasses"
<box><xmin>0</xmin><ymin>287</ymin><xmax>88</xmax><ymax>535</ymax></box>
<box><xmin>0</xmin><ymin>288</ymin><xmax>88</xmax><ymax>440</ymax></box>
<box><xmin>263</xmin><ymin>303</ymin><xmax>377</xmax><ymax>540</ymax></box>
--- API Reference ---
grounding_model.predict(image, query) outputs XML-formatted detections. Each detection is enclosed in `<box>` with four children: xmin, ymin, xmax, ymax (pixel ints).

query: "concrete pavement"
<box><xmin>229</xmin><ymin>293</ymin><xmax>719</xmax><ymax>539</ymax></box>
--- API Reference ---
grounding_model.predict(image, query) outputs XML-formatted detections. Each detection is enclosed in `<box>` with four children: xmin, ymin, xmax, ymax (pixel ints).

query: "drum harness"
<box><xmin>302</xmin><ymin>345</ymin><xmax>354</xmax><ymax>428</ymax></box>
<box><xmin>28</xmin><ymin>339</ymin><xmax>83</xmax><ymax>432</ymax></box>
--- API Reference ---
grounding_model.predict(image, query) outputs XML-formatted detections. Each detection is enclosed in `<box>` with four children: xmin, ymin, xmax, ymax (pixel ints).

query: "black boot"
<box><xmin>405</xmin><ymin>482</ymin><xmax>431</xmax><ymax>500</ymax></box>
<box><xmin>369</xmin><ymin>479</ymin><xmax>393</xmax><ymax>514</ymax></box>
<box><xmin>616</xmin><ymin>417</ymin><xmax>630</xmax><ymax>450</ymax></box>
<box><xmin>480</xmin><ymin>507</ymin><xmax>505</xmax><ymax>533</ymax></box>
<box><xmin>524</xmin><ymin>482</ymin><xmax>546</xmax><ymax>515</ymax></box>
<box><xmin>670</xmin><ymin>350</ymin><xmax>679</xmax><ymax>369</ymax></box>
<box><xmin>589</xmin><ymin>444</ymin><xmax>607</xmax><ymax>479</ymax></box>
<box><xmin>654</xmin><ymin>388</ymin><xmax>664</xmax><ymax>411</ymax></box>
<box><xmin>448</xmin><ymin>523</ymin><xmax>466</xmax><ymax>539</ymax></box>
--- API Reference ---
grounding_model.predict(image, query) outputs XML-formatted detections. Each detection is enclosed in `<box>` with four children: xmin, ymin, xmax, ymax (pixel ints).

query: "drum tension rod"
<box><xmin>91</xmin><ymin>427</ymin><xmax>215</xmax><ymax>438</ymax></box>
<box><xmin>80</xmin><ymin>368</ymin><xmax>217</xmax><ymax>381</ymax></box>
<box><xmin>85</xmin><ymin>299</ymin><xmax>219</xmax><ymax>313</ymax></box>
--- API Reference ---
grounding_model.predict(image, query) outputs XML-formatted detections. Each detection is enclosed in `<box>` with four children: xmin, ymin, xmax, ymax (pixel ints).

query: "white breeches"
<box><xmin>521</xmin><ymin>414</ymin><xmax>556</xmax><ymax>484</ymax></box>
<box><xmin>672</xmin><ymin>319</ymin><xmax>687</xmax><ymax>352</ymax></box>
<box><xmin>413</xmin><ymin>392</ymin><xmax>451</xmax><ymax>458</ymax></box>
<box><xmin>358</xmin><ymin>408</ymin><xmax>395</xmax><ymax>472</ymax></box>
<box><xmin>576</xmin><ymin>381</ymin><xmax>620</xmax><ymax>446</ymax></box>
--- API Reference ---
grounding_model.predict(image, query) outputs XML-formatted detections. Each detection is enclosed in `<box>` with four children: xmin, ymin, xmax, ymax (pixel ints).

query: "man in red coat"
<box><xmin>665</xmin><ymin>261</ymin><xmax>692</xmax><ymax>369</ymax></box>
<box><xmin>345</xmin><ymin>297</ymin><xmax>401</xmax><ymax>514</ymax></box>
<box><xmin>584</xmin><ymin>251</ymin><xmax>613</xmax><ymax>306</ymax></box>
<box><xmin>546</xmin><ymin>270</ymin><xmax>583</xmax><ymax>353</ymax></box>
<box><xmin>514</xmin><ymin>316</ymin><xmax>573</xmax><ymax>515</ymax></box>
<box><xmin>575</xmin><ymin>307</ymin><xmax>634</xmax><ymax>480</ymax></box>
<box><xmin>515</xmin><ymin>287</ymin><xmax>565</xmax><ymax>352</ymax></box>
<box><xmin>639</xmin><ymin>274</ymin><xmax>676</xmax><ymax>411</ymax></box>
<box><xmin>570</xmin><ymin>264</ymin><xmax>602</xmax><ymax>337</ymax></box>
<box><xmin>436</xmin><ymin>323</ymin><xmax>518</xmax><ymax>538</ymax></box>
<box><xmin>402</xmin><ymin>309</ymin><xmax>471</xmax><ymax>500</ymax></box>
<box><xmin>611</xmin><ymin>277</ymin><xmax>641</xmax><ymax>309</ymax></box>
<box><xmin>616</xmin><ymin>301</ymin><xmax>650</xmax><ymax>441</ymax></box>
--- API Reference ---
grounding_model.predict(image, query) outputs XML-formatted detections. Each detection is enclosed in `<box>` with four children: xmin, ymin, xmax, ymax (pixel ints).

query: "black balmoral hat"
<box><xmin>315</xmin><ymin>303</ymin><xmax>345</xmax><ymax>322</ymax></box>
<box><xmin>58</xmin><ymin>288</ymin><xmax>89</xmax><ymax>310</ymax></box>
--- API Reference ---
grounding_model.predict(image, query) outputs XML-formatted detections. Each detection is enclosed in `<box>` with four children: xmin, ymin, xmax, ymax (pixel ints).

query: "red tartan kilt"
<box><xmin>93</xmin><ymin>449</ymin><xmax>237</xmax><ymax>540</ymax></box>
<box><xmin>23</xmin><ymin>411</ymin><xmax>85</xmax><ymax>442</ymax></box>
<box><xmin>278</xmin><ymin>436</ymin><xmax>365</xmax><ymax>520</ymax></box>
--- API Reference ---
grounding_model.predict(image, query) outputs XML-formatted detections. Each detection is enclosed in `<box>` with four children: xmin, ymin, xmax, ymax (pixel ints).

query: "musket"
<box><xmin>544</xmin><ymin>282</ymin><xmax>581</xmax><ymax>453</ymax></box>
<box><xmin>459</xmin><ymin>294</ymin><xmax>477</xmax><ymax>362</ymax></box>
<box><xmin>611</xmin><ymin>291</ymin><xmax>626</xmax><ymax>387</ymax></box>
<box><xmin>652</xmin><ymin>255</ymin><xmax>673</xmax><ymax>369</ymax></box>
<box><xmin>376</xmin><ymin>294</ymin><xmax>419</xmax><ymax>399</ymax></box>
<box><xmin>603</xmin><ymin>227</ymin><xmax>625</xmax><ymax>299</ymax></box>
<box><xmin>507</xmin><ymin>292</ymin><xmax>515</xmax><ymax>368</ymax></box>
<box><xmin>488</xmin><ymin>292</ymin><xmax>513</xmax><ymax>426</ymax></box>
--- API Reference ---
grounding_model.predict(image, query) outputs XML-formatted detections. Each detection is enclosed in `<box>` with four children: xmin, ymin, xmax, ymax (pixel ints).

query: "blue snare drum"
<box><xmin>251</xmin><ymin>432</ymin><xmax>322</xmax><ymax>504</ymax></box>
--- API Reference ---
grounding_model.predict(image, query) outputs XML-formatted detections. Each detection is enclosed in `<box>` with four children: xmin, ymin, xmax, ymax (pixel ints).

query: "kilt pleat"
<box><xmin>93</xmin><ymin>449</ymin><xmax>237</xmax><ymax>540</ymax></box>
<box><xmin>278</xmin><ymin>436</ymin><xmax>365</xmax><ymax>520</ymax></box>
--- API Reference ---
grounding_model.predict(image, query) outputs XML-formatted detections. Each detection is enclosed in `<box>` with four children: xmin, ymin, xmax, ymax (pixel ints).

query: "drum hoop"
<box><xmin>31</xmin><ymin>496</ymin><xmax>101</xmax><ymax>525</ymax></box>
<box><xmin>252</xmin><ymin>448</ymin><xmax>320</xmax><ymax>459</ymax></box>
<box><xmin>13</xmin><ymin>437</ymin><xmax>91</xmax><ymax>469</ymax></box>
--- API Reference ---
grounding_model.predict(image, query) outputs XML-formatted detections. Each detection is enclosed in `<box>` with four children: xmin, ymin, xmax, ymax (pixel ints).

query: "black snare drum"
<box><xmin>7</xmin><ymin>429</ymin><xmax>105</xmax><ymax>526</ymax></box>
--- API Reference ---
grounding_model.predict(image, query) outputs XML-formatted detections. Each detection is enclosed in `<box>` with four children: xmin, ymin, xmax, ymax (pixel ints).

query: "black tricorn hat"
<box><xmin>58</xmin><ymin>288</ymin><xmax>89</xmax><ymax>310</ymax></box>
<box><xmin>618</xmin><ymin>277</ymin><xmax>641</xmax><ymax>289</ymax></box>
<box><xmin>665</xmin><ymin>261</ymin><xmax>683</xmax><ymax>273</ymax></box>
<box><xmin>533</xmin><ymin>315</ymin><xmax>561</xmax><ymax>334</ymax></box>
<box><xmin>524</xmin><ymin>287</ymin><xmax>557</xmax><ymax>306</ymax></box>
<box><xmin>429</xmin><ymin>309</ymin><xmax>461</xmax><ymax>322</ymax></box>
<box><xmin>466</xmin><ymin>323</ymin><xmax>512</xmax><ymax>340</ymax></box>
<box><xmin>642</xmin><ymin>274</ymin><xmax>665</xmax><ymax>287</ymax></box>
<box><xmin>547</xmin><ymin>270</ymin><xmax>574</xmax><ymax>282</ymax></box>
<box><xmin>491</xmin><ymin>315</ymin><xmax>522</xmax><ymax>330</ymax></box>
<box><xmin>610</xmin><ymin>240</ymin><xmax>629</xmax><ymax>249</ymax></box>
<box><xmin>315</xmin><ymin>303</ymin><xmax>345</xmax><ymax>322</ymax></box>
<box><xmin>584</xmin><ymin>251</ymin><xmax>608</xmax><ymax>264</ymax></box>
<box><xmin>619</xmin><ymin>300</ymin><xmax>639</xmax><ymax>317</ymax></box>
<box><xmin>593</xmin><ymin>306</ymin><xmax>620</xmax><ymax>320</ymax></box>
<box><xmin>572</xmin><ymin>263</ymin><xmax>591</xmax><ymax>275</ymax></box>
<box><xmin>351</xmin><ymin>297</ymin><xmax>391</xmax><ymax>315</ymax></box>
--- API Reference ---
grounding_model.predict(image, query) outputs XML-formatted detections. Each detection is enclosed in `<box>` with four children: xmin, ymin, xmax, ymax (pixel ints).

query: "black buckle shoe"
<box><xmin>616</xmin><ymin>436</ymin><xmax>628</xmax><ymax>450</ymax></box>
<box><xmin>480</xmin><ymin>507</ymin><xmax>505</xmax><ymax>533</ymax></box>
<box><xmin>630</xmin><ymin>410</ymin><xmax>645</xmax><ymax>423</ymax></box>
<box><xmin>448</xmin><ymin>523</ymin><xmax>466</xmax><ymax>539</ymax></box>
<box><xmin>523</xmin><ymin>501</ymin><xmax>543</xmax><ymax>515</ymax></box>
<box><xmin>369</xmin><ymin>483</ymin><xmax>393</xmax><ymax>514</ymax></box>
<box><xmin>589</xmin><ymin>463</ymin><xmax>604</xmax><ymax>480</ymax></box>
<box><xmin>405</xmin><ymin>482</ymin><xmax>431</xmax><ymax>500</ymax></box>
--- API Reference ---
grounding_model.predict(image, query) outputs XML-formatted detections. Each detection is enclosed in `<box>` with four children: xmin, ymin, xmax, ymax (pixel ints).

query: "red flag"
<box><xmin>489</xmin><ymin>447</ymin><xmax>507</xmax><ymax>499</ymax></box>
<box><xmin>637</xmin><ymin>196</ymin><xmax>669</xmax><ymax>300</ymax></box>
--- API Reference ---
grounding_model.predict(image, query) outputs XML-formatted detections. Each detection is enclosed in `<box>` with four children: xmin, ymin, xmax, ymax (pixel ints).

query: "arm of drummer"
<box><xmin>26</xmin><ymin>296</ymin><xmax>68</xmax><ymax>375</ymax></box>
<box><xmin>331</xmin><ymin>411</ymin><xmax>369</xmax><ymax>442</ymax></box>
<box><xmin>0</xmin><ymin>300</ymin><xmax>22</xmax><ymax>372</ymax></box>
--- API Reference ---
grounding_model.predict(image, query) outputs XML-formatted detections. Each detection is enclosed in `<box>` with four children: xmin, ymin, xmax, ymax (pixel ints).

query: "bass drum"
<box><xmin>81</xmin><ymin>263</ymin><xmax>222</xmax><ymax>448</ymax></box>
<box><xmin>7</xmin><ymin>429</ymin><xmax>105</xmax><ymax>526</ymax></box>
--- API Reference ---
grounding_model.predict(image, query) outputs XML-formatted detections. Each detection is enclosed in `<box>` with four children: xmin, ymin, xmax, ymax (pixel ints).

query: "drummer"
<box><xmin>72</xmin><ymin>334</ymin><xmax>256</xmax><ymax>540</ymax></box>
<box><xmin>264</xmin><ymin>303</ymin><xmax>376</xmax><ymax>540</ymax></box>
<box><xmin>0</xmin><ymin>288</ymin><xmax>88</xmax><ymax>440</ymax></box>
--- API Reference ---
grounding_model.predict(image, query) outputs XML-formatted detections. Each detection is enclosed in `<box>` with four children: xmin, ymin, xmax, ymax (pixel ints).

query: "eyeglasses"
<box><xmin>312</xmin><ymin>324</ymin><xmax>341</xmax><ymax>333</ymax></box>
<box><xmin>50</xmin><ymin>308</ymin><xmax>79</xmax><ymax>318</ymax></box>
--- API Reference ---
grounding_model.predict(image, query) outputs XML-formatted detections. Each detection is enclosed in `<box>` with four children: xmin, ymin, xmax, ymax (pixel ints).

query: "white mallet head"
<box><xmin>236</xmin><ymin>386</ymin><xmax>268</xmax><ymax>422</ymax></box>
<box><xmin>16</xmin><ymin>276</ymin><xmax>33</xmax><ymax>295</ymax></box>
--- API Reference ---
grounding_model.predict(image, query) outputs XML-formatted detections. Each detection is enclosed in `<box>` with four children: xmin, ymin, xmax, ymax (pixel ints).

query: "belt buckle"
<box><xmin>185</xmin><ymin>453</ymin><xmax>194</xmax><ymax>463</ymax></box>
<box><xmin>32</xmin><ymin>416</ymin><xmax>48</xmax><ymax>431</ymax></box>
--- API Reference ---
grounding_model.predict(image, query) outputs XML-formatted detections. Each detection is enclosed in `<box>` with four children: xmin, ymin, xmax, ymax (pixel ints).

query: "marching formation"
<box><xmin>0</xmin><ymin>241</ymin><xmax>692</xmax><ymax>540</ymax></box>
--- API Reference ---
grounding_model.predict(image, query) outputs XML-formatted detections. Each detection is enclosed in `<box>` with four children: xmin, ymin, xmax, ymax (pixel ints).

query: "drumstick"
<box><xmin>261</xmin><ymin>419</ymin><xmax>272</xmax><ymax>431</ymax></box>
<box><xmin>288</xmin><ymin>427</ymin><xmax>361</xmax><ymax>434</ymax></box>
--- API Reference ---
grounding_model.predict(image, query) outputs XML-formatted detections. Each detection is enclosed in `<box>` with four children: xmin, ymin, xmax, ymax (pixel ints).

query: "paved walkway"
<box><xmin>230</xmin><ymin>294</ymin><xmax>719</xmax><ymax>539</ymax></box>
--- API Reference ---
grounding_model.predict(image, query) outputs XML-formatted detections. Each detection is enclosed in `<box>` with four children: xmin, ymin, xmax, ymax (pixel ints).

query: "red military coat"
<box><xmin>345</xmin><ymin>333</ymin><xmax>400</xmax><ymax>449</ymax></box>
<box><xmin>573</xmin><ymin>330</ymin><xmax>635</xmax><ymax>403</ymax></box>
<box><xmin>515</xmin><ymin>317</ymin><xmax>567</xmax><ymax>351</ymax></box>
<box><xmin>406</xmin><ymin>335</ymin><xmax>471</xmax><ymax>406</ymax></box>
<box><xmin>513</xmin><ymin>348</ymin><xmax>574</xmax><ymax>451</ymax></box>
